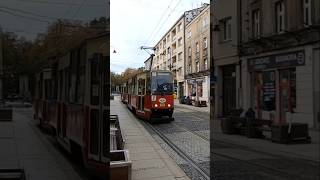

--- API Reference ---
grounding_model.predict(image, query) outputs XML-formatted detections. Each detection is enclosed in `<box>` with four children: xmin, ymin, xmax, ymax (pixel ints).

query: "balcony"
<box><xmin>195</xmin><ymin>52</ymin><xmax>200</xmax><ymax>61</ymax></box>
<box><xmin>203</xmin><ymin>49</ymin><xmax>208</xmax><ymax>57</ymax></box>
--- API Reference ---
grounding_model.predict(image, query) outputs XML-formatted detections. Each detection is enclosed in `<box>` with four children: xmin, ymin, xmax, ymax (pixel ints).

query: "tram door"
<box><xmin>88</xmin><ymin>54</ymin><xmax>109</xmax><ymax>163</ymax></box>
<box><xmin>138</xmin><ymin>78</ymin><xmax>145</xmax><ymax>111</ymax></box>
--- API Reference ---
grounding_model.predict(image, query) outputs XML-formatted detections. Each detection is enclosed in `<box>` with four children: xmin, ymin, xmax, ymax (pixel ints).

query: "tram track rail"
<box><xmin>142</xmin><ymin>120</ymin><xmax>211</xmax><ymax>180</ymax></box>
<box><xmin>174</xmin><ymin>107</ymin><xmax>319</xmax><ymax>179</ymax></box>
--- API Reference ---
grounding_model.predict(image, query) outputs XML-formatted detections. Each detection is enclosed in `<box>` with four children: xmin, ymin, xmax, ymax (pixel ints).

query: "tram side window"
<box><xmin>146</xmin><ymin>76</ymin><xmax>151</xmax><ymax>95</ymax></box>
<box><xmin>69</xmin><ymin>52</ymin><xmax>77</xmax><ymax>103</ymax></box>
<box><xmin>91</xmin><ymin>57</ymin><xmax>100</xmax><ymax>105</ymax></box>
<box><xmin>138</xmin><ymin>78</ymin><xmax>145</xmax><ymax>95</ymax></box>
<box><xmin>75</xmin><ymin>49</ymin><xmax>85</xmax><ymax>104</ymax></box>
<box><xmin>103</xmin><ymin>56</ymin><xmax>109</xmax><ymax>106</ymax></box>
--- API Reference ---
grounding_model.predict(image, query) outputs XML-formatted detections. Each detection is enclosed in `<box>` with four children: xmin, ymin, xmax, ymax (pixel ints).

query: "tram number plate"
<box><xmin>160</xmin><ymin>103</ymin><xmax>165</xmax><ymax>107</ymax></box>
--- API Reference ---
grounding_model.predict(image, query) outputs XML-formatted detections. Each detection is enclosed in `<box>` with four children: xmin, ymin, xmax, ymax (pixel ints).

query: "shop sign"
<box><xmin>187</xmin><ymin>79</ymin><xmax>196</xmax><ymax>84</ymax></box>
<box><xmin>248</xmin><ymin>50</ymin><xmax>305</xmax><ymax>71</ymax></box>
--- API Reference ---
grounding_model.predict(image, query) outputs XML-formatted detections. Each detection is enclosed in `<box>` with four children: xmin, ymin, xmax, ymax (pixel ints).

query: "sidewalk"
<box><xmin>173</xmin><ymin>99</ymin><xmax>209</xmax><ymax>113</ymax></box>
<box><xmin>0</xmin><ymin>108</ymin><xmax>82</xmax><ymax>180</ymax></box>
<box><xmin>111</xmin><ymin>97</ymin><xmax>190</xmax><ymax>180</ymax></box>
<box><xmin>212</xmin><ymin>118</ymin><xmax>320</xmax><ymax>162</ymax></box>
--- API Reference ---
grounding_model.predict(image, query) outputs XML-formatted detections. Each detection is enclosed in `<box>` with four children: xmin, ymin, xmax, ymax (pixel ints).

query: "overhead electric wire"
<box><xmin>148</xmin><ymin>0</ymin><xmax>183</xmax><ymax>45</ymax></box>
<box><xmin>63</xmin><ymin>0</ymin><xmax>75</xmax><ymax>18</ymax></box>
<box><xmin>0</xmin><ymin>6</ymin><xmax>94</xmax><ymax>21</ymax></box>
<box><xmin>132</xmin><ymin>0</ymin><xmax>176</xmax><ymax>67</ymax></box>
<box><xmin>143</xmin><ymin>0</ymin><xmax>175</xmax><ymax>46</ymax></box>
<box><xmin>3</xmin><ymin>0</ymin><xmax>107</xmax><ymax>7</ymax></box>
<box><xmin>71</xmin><ymin>0</ymin><xmax>87</xmax><ymax>19</ymax></box>
<box><xmin>1</xmin><ymin>27</ymin><xmax>46</xmax><ymax>35</ymax></box>
<box><xmin>0</xmin><ymin>9</ymin><xmax>50</xmax><ymax>23</ymax></box>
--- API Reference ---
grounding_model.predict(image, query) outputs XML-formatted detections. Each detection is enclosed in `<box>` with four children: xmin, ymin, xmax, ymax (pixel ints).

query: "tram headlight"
<box><xmin>155</xmin><ymin>104</ymin><xmax>158</xmax><ymax>107</ymax></box>
<box><xmin>168</xmin><ymin>104</ymin><xmax>171</xmax><ymax>107</ymax></box>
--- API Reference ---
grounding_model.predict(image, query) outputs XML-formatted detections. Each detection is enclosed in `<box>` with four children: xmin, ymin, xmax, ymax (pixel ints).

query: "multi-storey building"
<box><xmin>239</xmin><ymin>0</ymin><xmax>320</xmax><ymax>129</ymax></box>
<box><xmin>212</xmin><ymin>0</ymin><xmax>241</xmax><ymax>116</ymax></box>
<box><xmin>152</xmin><ymin>5</ymin><xmax>208</xmax><ymax>99</ymax></box>
<box><xmin>185</xmin><ymin>4</ymin><xmax>210</xmax><ymax>105</ymax></box>
<box><xmin>153</xmin><ymin>15</ymin><xmax>185</xmax><ymax>98</ymax></box>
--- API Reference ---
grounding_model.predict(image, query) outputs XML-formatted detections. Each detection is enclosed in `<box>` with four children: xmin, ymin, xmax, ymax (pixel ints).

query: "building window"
<box><xmin>178</xmin><ymin>23</ymin><xmax>182</xmax><ymax>32</ymax></box>
<box><xmin>220</xmin><ymin>18</ymin><xmax>232</xmax><ymax>41</ymax></box>
<box><xmin>178</xmin><ymin>37</ymin><xmax>182</xmax><ymax>46</ymax></box>
<box><xmin>171</xmin><ymin>28</ymin><xmax>176</xmax><ymax>41</ymax></box>
<box><xmin>204</xmin><ymin>58</ymin><xmax>207</xmax><ymax>70</ymax></box>
<box><xmin>178</xmin><ymin>67</ymin><xmax>182</xmax><ymax>76</ymax></box>
<box><xmin>188</xmin><ymin>47</ymin><xmax>191</xmax><ymax>57</ymax></box>
<box><xmin>178</xmin><ymin>52</ymin><xmax>182</xmax><ymax>61</ymax></box>
<box><xmin>202</xmin><ymin>17</ymin><xmax>208</xmax><ymax>27</ymax></box>
<box><xmin>275</xmin><ymin>1</ymin><xmax>285</xmax><ymax>33</ymax></box>
<box><xmin>196</xmin><ymin>62</ymin><xmax>200</xmax><ymax>72</ymax></box>
<box><xmin>196</xmin><ymin>42</ymin><xmax>199</xmax><ymax>52</ymax></box>
<box><xmin>188</xmin><ymin>31</ymin><xmax>192</xmax><ymax>38</ymax></box>
<box><xmin>189</xmin><ymin>64</ymin><xmax>192</xmax><ymax>73</ymax></box>
<box><xmin>303</xmin><ymin>0</ymin><xmax>312</xmax><ymax>26</ymax></box>
<box><xmin>252</xmin><ymin>9</ymin><xmax>261</xmax><ymax>38</ymax></box>
<box><xmin>203</xmin><ymin>37</ymin><xmax>207</xmax><ymax>49</ymax></box>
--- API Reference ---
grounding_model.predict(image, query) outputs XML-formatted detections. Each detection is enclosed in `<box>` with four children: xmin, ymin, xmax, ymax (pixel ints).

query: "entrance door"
<box><xmin>279</xmin><ymin>68</ymin><xmax>296</xmax><ymax>125</ymax></box>
<box><xmin>179</xmin><ymin>82</ymin><xmax>184</xmax><ymax>98</ymax></box>
<box><xmin>88</xmin><ymin>54</ymin><xmax>109</xmax><ymax>163</ymax></box>
<box><xmin>222</xmin><ymin>65</ymin><xmax>236</xmax><ymax>115</ymax></box>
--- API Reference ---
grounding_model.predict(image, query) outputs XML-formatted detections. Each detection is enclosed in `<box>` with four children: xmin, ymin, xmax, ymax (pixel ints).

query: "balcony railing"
<box><xmin>203</xmin><ymin>49</ymin><xmax>208</xmax><ymax>57</ymax></box>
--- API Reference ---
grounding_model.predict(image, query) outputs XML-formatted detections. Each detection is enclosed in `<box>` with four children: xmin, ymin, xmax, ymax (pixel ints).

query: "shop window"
<box><xmin>253</xmin><ymin>71</ymin><xmax>276</xmax><ymax>111</ymax></box>
<box><xmin>262</xmin><ymin>71</ymin><xmax>276</xmax><ymax>111</ymax></box>
<box><xmin>253</xmin><ymin>72</ymin><xmax>264</xmax><ymax>111</ymax></box>
<box><xmin>280</xmin><ymin>68</ymin><xmax>296</xmax><ymax>111</ymax></box>
<box><xmin>197</xmin><ymin>83</ymin><xmax>203</xmax><ymax>97</ymax></box>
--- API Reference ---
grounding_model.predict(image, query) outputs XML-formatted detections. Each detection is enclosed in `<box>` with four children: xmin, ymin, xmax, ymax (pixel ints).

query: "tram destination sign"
<box><xmin>248</xmin><ymin>50</ymin><xmax>305</xmax><ymax>71</ymax></box>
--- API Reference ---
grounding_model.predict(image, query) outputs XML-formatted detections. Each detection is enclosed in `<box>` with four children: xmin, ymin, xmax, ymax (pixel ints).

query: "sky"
<box><xmin>111</xmin><ymin>0</ymin><xmax>210</xmax><ymax>74</ymax></box>
<box><xmin>0</xmin><ymin>0</ymin><xmax>108</xmax><ymax>40</ymax></box>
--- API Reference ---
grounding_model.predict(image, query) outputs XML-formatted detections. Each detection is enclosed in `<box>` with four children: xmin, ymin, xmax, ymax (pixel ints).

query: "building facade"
<box><xmin>185</xmin><ymin>4</ymin><xmax>210</xmax><ymax>105</ymax></box>
<box><xmin>212</xmin><ymin>0</ymin><xmax>241</xmax><ymax>116</ymax></box>
<box><xmin>152</xmin><ymin>5</ymin><xmax>209</xmax><ymax>99</ymax></box>
<box><xmin>239</xmin><ymin>0</ymin><xmax>320</xmax><ymax>129</ymax></box>
<box><xmin>153</xmin><ymin>16</ymin><xmax>185</xmax><ymax>98</ymax></box>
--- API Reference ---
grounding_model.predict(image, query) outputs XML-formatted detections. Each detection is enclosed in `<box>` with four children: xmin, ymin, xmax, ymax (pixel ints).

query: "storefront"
<box><xmin>185</xmin><ymin>76</ymin><xmax>210</xmax><ymax>104</ymax></box>
<box><xmin>244</xmin><ymin>49</ymin><xmax>317</xmax><ymax>128</ymax></box>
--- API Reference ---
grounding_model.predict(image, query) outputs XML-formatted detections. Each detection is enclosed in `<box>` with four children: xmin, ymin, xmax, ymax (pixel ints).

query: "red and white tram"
<box><xmin>33</xmin><ymin>33</ymin><xmax>109</xmax><ymax>178</ymax></box>
<box><xmin>124</xmin><ymin>70</ymin><xmax>174</xmax><ymax>122</ymax></box>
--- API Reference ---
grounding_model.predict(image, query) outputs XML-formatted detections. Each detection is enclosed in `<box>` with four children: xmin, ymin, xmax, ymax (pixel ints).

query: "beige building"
<box><xmin>185</xmin><ymin>4</ymin><xmax>210</xmax><ymax>106</ymax></box>
<box><xmin>152</xmin><ymin>4</ymin><xmax>209</xmax><ymax>99</ymax></box>
<box><xmin>153</xmin><ymin>15</ymin><xmax>185</xmax><ymax>98</ymax></box>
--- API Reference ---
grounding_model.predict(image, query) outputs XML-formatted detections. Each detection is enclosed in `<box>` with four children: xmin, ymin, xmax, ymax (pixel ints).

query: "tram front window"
<box><xmin>151</xmin><ymin>72</ymin><xmax>173</xmax><ymax>95</ymax></box>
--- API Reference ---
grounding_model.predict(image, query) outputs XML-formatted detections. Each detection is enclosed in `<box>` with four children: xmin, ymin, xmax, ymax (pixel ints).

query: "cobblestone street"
<box><xmin>122</xmin><ymin>100</ymin><xmax>320</xmax><ymax>180</ymax></box>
